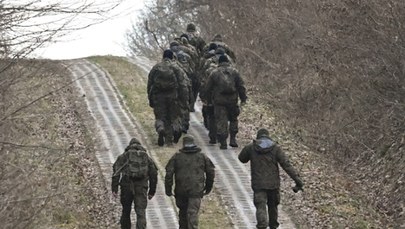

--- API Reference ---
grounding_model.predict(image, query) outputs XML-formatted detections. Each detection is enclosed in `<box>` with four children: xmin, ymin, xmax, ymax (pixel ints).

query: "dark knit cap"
<box><xmin>163</xmin><ymin>49</ymin><xmax>174</xmax><ymax>59</ymax></box>
<box><xmin>208</xmin><ymin>43</ymin><xmax>218</xmax><ymax>51</ymax></box>
<box><xmin>218</xmin><ymin>55</ymin><xmax>229</xmax><ymax>64</ymax></box>
<box><xmin>186</xmin><ymin>23</ymin><xmax>196</xmax><ymax>32</ymax></box>
<box><xmin>129</xmin><ymin>137</ymin><xmax>140</xmax><ymax>145</ymax></box>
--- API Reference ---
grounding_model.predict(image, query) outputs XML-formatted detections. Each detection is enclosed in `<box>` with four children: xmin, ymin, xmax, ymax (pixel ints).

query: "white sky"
<box><xmin>35</xmin><ymin>0</ymin><xmax>145</xmax><ymax>60</ymax></box>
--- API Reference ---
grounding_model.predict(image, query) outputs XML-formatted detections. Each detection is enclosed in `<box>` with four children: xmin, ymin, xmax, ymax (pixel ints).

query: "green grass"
<box><xmin>88</xmin><ymin>55</ymin><xmax>233</xmax><ymax>229</ymax></box>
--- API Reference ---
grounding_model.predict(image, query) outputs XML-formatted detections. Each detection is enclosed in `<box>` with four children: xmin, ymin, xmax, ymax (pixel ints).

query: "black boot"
<box><xmin>209</xmin><ymin>136</ymin><xmax>217</xmax><ymax>144</ymax></box>
<box><xmin>173</xmin><ymin>131</ymin><xmax>182</xmax><ymax>144</ymax></box>
<box><xmin>218</xmin><ymin>136</ymin><xmax>227</xmax><ymax>150</ymax></box>
<box><xmin>158</xmin><ymin>132</ymin><xmax>164</xmax><ymax>146</ymax></box>
<box><xmin>229</xmin><ymin>133</ymin><xmax>238</xmax><ymax>147</ymax></box>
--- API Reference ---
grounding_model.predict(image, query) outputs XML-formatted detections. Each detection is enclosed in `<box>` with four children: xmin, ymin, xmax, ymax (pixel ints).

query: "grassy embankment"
<box><xmin>0</xmin><ymin>59</ymin><xmax>114</xmax><ymax>228</ymax></box>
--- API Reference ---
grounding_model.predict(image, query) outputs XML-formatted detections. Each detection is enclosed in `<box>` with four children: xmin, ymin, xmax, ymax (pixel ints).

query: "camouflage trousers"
<box><xmin>175</xmin><ymin>196</ymin><xmax>202</xmax><ymax>229</ymax></box>
<box><xmin>253</xmin><ymin>189</ymin><xmax>280</xmax><ymax>229</ymax></box>
<box><xmin>120</xmin><ymin>185</ymin><xmax>148</xmax><ymax>229</ymax></box>
<box><xmin>214</xmin><ymin>104</ymin><xmax>240</xmax><ymax>139</ymax></box>
<box><xmin>153</xmin><ymin>96</ymin><xmax>182</xmax><ymax>142</ymax></box>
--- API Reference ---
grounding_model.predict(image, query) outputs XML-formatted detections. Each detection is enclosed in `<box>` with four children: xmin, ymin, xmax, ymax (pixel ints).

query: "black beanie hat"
<box><xmin>218</xmin><ymin>55</ymin><xmax>229</xmax><ymax>64</ymax></box>
<box><xmin>163</xmin><ymin>49</ymin><xmax>174</xmax><ymax>59</ymax></box>
<box><xmin>186</xmin><ymin>23</ymin><xmax>196</xmax><ymax>32</ymax></box>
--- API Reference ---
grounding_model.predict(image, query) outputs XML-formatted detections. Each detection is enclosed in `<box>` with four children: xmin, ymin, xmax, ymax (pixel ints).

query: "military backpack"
<box><xmin>124</xmin><ymin>148</ymin><xmax>149</xmax><ymax>180</ymax></box>
<box><xmin>153</xmin><ymin>62</ymin><xmax>178</xmax><ymax>91</ymax></box>
<box><xmin>217</xmin><ymin>69</ymin><xmax>236</xmax><ymax>94</ymax></box>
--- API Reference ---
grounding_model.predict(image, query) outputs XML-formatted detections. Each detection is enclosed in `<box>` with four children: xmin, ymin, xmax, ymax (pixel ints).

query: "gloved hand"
<box><xmin>149</xmin><ymin>100</ymin><xmax>154</xmax><ymax>108</ymax></box>
<box><xmin>293</xmin><ymin>180</ymin><xmax>304</xmax><ymax>193</ymax></box>
<box><xmin>204</xmin><ymin>183</ymin><xmax>213</xmax><ymax>195</ymax></box>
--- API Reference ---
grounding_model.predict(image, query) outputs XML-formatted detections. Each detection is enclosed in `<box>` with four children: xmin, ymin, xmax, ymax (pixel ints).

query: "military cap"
<box><xmin>186</xmin><ymin>23</ymin><xmax>196</xmax><ymax>32</ymax></box>
<box><xmin>129</xmin><ymin>137</ymin><xmax>141</xmax><ymax>145</ymax></box>
<box><xmin>183</xmin><ymin>134</ymin><xmax>197</xmax><ymax>148</ymax></box>
<box><xmin>256</xmin><ymin>128</ymin><xmax>270</xmax><ymax>139</ymax></box>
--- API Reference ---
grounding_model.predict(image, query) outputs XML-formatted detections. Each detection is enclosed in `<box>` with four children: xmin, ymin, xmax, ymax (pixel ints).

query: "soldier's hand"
<box><xmin>149</xmin><ymin>100</ymin><xmax>154</xmax><ymax>108</ymax></box>
<box><xmin>292</xmin><ymin>185</ymin><xmax>303</xmax><ymax>193</ymax></box>
<box><xmin>148</xmin><ymin>194</ymin><xmax>154</xmax><ymax>200</ymax></box>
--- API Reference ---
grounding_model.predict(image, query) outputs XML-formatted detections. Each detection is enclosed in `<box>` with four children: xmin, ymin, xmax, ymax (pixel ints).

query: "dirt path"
<box><xmin>66</xmin><ymin>59</ymin><xmax>178</xmax><ymax>228</ymax></box>
<box><xmin>66</xmin><ymin>57</ymin><xmax>297</xmax><ymax>228</ymax></box>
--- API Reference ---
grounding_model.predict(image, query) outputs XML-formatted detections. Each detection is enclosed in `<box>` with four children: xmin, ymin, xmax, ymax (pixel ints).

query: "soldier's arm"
<box><xmin>204</xmin><ymin>155</ymin><xmax>215</xmax><ymax>194</ymax></box>
<box><xmin>148</xmin><ymin>156</ymin><xmax>158</xmax><ymax>196</ymax></box>
<box><xmin>147</xmin><ymin>67</ymin><xmax>156</xmax><ymax>97</ymax></box>
<box><xmin>164</xmin><ymin>155</ymin><xmax>176</xmax><ymax>196</ymax></box>
<box><xmin>205</xmin><ymin>72</ymin><xmax>215</xmax><ymax>105</ymax></box>
<box><xmin>275</xmin><ymin>146</ymin><xmax>304</xmax><ymax>187</ymax></box>
<box><xmin>111</xmin><ymin>155</ymin><xmax>125</xmax><ymax>193</ymax></box>
<box><xmin>235</xmin><ymin>70</ymin><xmax>247</xmax><ymax>103</ymax></box>
<box><xmin>238</xmin><ymin>144</ymin><xmax>252</xmax><ymax>163</ymax></box>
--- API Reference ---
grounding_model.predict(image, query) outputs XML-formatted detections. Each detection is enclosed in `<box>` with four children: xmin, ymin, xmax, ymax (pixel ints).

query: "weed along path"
<box><xmin>66</xmin><ymin>59</ymin><xmax>178</xmax><ymax>228</ymax></box>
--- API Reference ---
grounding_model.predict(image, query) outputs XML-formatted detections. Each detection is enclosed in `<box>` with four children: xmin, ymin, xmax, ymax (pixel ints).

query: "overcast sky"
<box><xmin>35</xmin><ymin>0</ymin><xmax>145</xmax><ymax>60</ymax></box>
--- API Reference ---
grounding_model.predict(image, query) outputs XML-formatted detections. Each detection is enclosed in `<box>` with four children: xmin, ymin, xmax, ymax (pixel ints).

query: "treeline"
<box><xmin>127</xmin><ymin>0</ymin><xmax>404</xmax><ymax>225</ymax></box>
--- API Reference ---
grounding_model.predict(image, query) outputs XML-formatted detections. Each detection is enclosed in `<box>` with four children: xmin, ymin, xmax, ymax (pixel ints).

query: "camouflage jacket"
<box><xmin>111</xmin><ymin>143</ymin><xmax>158</xmax><ymax>196</ymax></box>
<box><xmin>147</xmin><ymin>58</ymin><xmax>188</xmax><ymax>103</ymax></box>
<box><xmin>238</xmin><ymin>137</ymin><xmax>303</xmax><ymax>191</ymax></box>
<box><xmin>165</xmin><ymin>147</ymin><xmax>215</xmax><ymax>197</ymax></box>
<box><xmin>205</xmin><ymin>62</ymin><xmax>247</xmax><ymax>105</ymax></box>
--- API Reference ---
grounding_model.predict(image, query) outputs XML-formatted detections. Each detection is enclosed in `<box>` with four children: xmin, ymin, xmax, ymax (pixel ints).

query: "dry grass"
<box><xmin>0</xmin><ymin>59</ymin><xmax>114</xmax><ymax>228</ymax></box>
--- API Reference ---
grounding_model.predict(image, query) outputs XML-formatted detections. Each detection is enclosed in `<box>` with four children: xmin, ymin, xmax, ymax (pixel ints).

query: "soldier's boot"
<box><xmin>218</xmin><ymin>136</ymin><xmax>227</xmax><ymax>150</ymax></box>
<box><xmin>158</xmin><ymin>132</ymin><xmax>165</xmax><ymax>146</ymax></box>
<box><xmin>209</xmin><ymin>136</ymin><xmax>217</xmax><ymax>144</ymax></box>
<box><xmin>229</xmin><ymin>133</ymin><xmax>238</xmax><ymax>148</ymax></box>
<box><xmin>173</xmin><ymin>131</ymin><xmax>182</xmax><ymax>144</ymax></box>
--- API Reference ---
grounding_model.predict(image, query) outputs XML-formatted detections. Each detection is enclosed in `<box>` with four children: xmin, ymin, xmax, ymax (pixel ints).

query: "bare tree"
<box><xmin>0</xmin><ymin>1</ymin><xmax>124</xmax><ymax>228</ymax></box>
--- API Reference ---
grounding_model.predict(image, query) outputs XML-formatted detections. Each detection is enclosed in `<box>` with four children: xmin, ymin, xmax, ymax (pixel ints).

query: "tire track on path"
<box><xmin>66</xmin><ymin>59</ymin><xmax>178</xmax><ymax>229</ymax></box>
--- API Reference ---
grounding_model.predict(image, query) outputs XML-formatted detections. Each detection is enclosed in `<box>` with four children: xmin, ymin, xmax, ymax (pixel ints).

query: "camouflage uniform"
<box><xmin>165</xmin><ymin>135</ymin><xmax>215</xmax><ymax>229</ymax></box>
<box><xmin>185</xmin><ymin>23</ymin><xmax>206</xmax><ymax>56</ymax></box>
<box><xmin>203</xmin><ymin>34</ymin><xmax>236</xmax><ymax>61</ymax></box>
<box><xmin>171</xmin><ymin>52</ymin><xmax>193</xmax><ymax>133</ymax></box>
<box><xmin>205</xmin><ymin>55</ymin><xmax>247</xmax><ymax>149</ymax></box>
<box><xmin>147</xmin><ymin>50</ymin><xmax>188</xmax><ymax>146</ymax></box>
<box><xmin>238</xmin><ymin>129</ymin><xmax>304</xmax><ymax>229</ymax></box>
<box><xmin>112</xmin><ymin>138</ymin><xmax>158</xmax><ymax>229</ymax></box>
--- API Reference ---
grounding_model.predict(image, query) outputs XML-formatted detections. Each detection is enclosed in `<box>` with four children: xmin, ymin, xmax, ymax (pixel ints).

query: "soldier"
<box><xmin>238</xmin><ymin>129</ymin><xmax>304</xmax><ymax>229</ymax></box>
<box><xmin>112</xmin><ymin>138</ymin><xmax>158</xmax><ymax>229</ymax></box>
<box><xmin>205</xmin><ymin>55</ymin><xmax>247</xmax><ymax>149</ymax></box>
<box><xmin>147</xmin><ymin>49</ymin><xmax>188</xmax><ymax>146</ymax></box>
<box><xmin>165</xmin><ymin>135</ymin><xmax>215</xmax><ymax>229</ymax></box>
<box><xmin>184</xmin><ymin>23</ymin><xmax>206</xmax><ymax>56</ymax></box>
<box><xmin>203</xmin><ymin>34</ymin><xmax>236</xmax><ymax>61</ymax></box>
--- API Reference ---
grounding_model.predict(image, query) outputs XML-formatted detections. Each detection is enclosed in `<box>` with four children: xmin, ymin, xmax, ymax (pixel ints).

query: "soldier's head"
<box><xmin>180</xmin><ymin>33</ymin><xmax>189</xmax><ymax>41</ymax></box>
<box><xmin>170</xmin><ymin>41</ymin><xmax>180</xmax><ymax>48</ymax></box>
<box><xmin>212</xmin><ymin>34</ymin><xmax>223</xmax><ymax>42</ymax></box>
<box><xmin>215</xmin><ymin>47</ymin><xmax>225</xmax><ymax>55</ymax></box>
<box><xmin>218</xmin><ymin>55</ymin><xmax>229</xmax><ymax>64</ymax></box>
<box><xmin>208</xmin><ymin>43</ymin><xmax>218</xmax><ymax>51</ymax></box>
<box><xmin>186</xmin><ymin>23</ymin><xmax>196</xmax><ymax>32</ymax></box>
<box><xmin>182</xmin><ymin>134</ymin><xmax>197</xmax><ymax>149</ymax></box>
<box><xmin>129</xmin><ymin>137</ymin><xmax>140</xmax><ymax>145</ymax></box>
<box><xmin>163</xmin><ymin>49</ymin><xmax>174</xmax><ymax>60</ymax></box>
<box><xmin>256</xmin><ymin>128</ymin><xmax>270</xmax><ymax>139</ymax></box>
